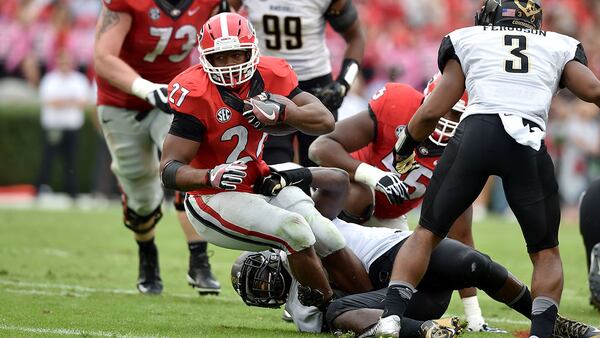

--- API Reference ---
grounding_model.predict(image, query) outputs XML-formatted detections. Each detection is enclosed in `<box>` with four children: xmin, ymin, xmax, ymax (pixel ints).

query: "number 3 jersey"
<box><xmin>96</xmin><ymin>0</ymin><xmax>220</xmax><ymax>110</ymax></box>
<box><xmin>440</xmin><ymin>25</ymin><xmax>586</xmax><ymax>131</ymax></box>
<box><xmin>352</xmin><ymin>83</ymin><xmax>443</xmax><ymax>219</ymax></box>
<box><xmin>167</xmin><ymin>56</ymin><xmax>299</xmax><ymax>195</ymax></box>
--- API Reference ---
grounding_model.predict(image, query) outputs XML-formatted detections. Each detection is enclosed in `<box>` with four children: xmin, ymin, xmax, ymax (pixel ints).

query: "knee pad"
<box><xmin>463</xmin><ymin>250</ymin><xmax>508</xmax><ymax>294</ymax></box>
<box><xmin>123</xmin><ymin>205</ymin><xmax>163</xmax><ymax>234</ymax></box>
<box><xmin>278</xmin><ymin>213</ymin><xmax>316</xmax><ymax>254</ymax></box>
<box><xmin>173</xmin><ymin>191</ymin><xmax>186</xmax><ymax>211</ymax></box>
<box><xmin>310</xmin><ymin>214</ymin><xmax>346</xmax><ymax>257</ymax></box>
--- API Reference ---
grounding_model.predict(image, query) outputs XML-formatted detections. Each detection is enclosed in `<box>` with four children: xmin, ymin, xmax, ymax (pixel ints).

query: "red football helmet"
<box><xmin>423</xmin><ymin>72</ymin><xmax>469</xmax><ymax>146</ymax></box>
<box><xmin>198</xmin><ymin>13</ymin><xmax>260</xmax><ymax>87</ymax></box>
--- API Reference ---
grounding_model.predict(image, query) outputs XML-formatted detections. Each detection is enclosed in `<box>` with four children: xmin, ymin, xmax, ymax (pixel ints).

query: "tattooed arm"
<box><xmin>93</xmin><ymin>5</ymin><xmax>139</xmax><ymax>94</ymax></box>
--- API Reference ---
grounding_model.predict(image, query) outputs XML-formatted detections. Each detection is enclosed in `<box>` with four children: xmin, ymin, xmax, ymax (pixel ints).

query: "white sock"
<box><xmin>462</xmin><ymin>296</ymin><xmax>485</xmax><ymax>331</ymax></box>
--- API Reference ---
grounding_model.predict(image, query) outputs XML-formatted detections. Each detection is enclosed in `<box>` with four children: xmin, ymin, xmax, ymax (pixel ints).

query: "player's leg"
<box><xmin>580</xmin><ymin>179</ymin><xmax>600</xmax><ymax>310</ymax></box>
<box><xmin>271</xmin><ymin>186</ymin><xmax>373</xmax><ymax>293</ymax></box>
<box><xmin>500</xmin><ymin>134</ymin><xmax>562</xmax><ymax>338</ymax></box>
<box><xmin>375</xmin><ymin>115</ymin><xmax>490</xmax><ymax>336</ymax></box>
<box><xmin>149</xmin><ymin>111</ymin><xmax>221</xmax><ymax>295</ymax></box>
<box><xmin>98</xmin><ymin>105</ymin><xmax>165</xmax><ymax>294</ymax></box>
<box><xmin>184</xmin><ymin>191</ymin><xmax>333</xmax><ymax>303</ymax></box>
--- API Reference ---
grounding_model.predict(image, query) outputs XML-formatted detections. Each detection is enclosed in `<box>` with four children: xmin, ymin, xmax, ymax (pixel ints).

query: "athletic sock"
<box><xmin>382</xmin><ymin>281</ymin><xmax>415</xmax><ymax>318</ymax></box>
<box><xmin>188</xmin><ymin>240</ymin><xmax>207</xmax><ymax>255</ymax></box>
<box><xmin>530</xmin><ymin>297</ymin><xmax>558</xmax><ymax>338</ymax></box>
<box><xmin>399</xmin><ymin>318</ymin><xmax>423</xmax><ymax>338</ymax></box>
<box><xmin>507</xmin><ymin>286</ymin><xmax>533</xmax><ymax>319</ymax></box>
<box><xmin>137</xmin><ymin>237</ymin><xmax>156</xmax><ymax>250</ymax></box>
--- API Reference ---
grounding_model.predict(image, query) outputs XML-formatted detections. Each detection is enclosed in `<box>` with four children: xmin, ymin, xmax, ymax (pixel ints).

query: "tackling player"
<box><xmin>229</xmin><ymin>0</ymin><xmax>365</xmax><ymax>167</ymax></box>
<box><xmin>309</xmin><ymin>75</ymin><xmax>499</xmax><ymax>332</ymax></box>
<box><xmin>375</xmin><ymin>1</ymin><xmax>600</xmax><ymax>337</ymax></box>
<box><xmin>159</xmin><ymin>12</ymin><xmax>373</xmax><ymax>309</ymax></box>
<box><xmin>94</xmin><ymin>0</ymin><xmax>225</xmax><ymax>295</ymax></box>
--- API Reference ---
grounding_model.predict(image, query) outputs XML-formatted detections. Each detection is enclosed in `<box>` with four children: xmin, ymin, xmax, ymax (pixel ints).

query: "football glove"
<box><xmin>297</xmin><ymin>285</ymin><xmax>330</xmax><ymax>310</ymax></box>
<box><xmin>375</xmin><ymin>173</ymin><xmax>410</xmax><ymax>204</ymax></box>
<box><xmin>253</xmin><ymin>167</ymin><xmax>313</xmax><ymax>196</ymax></box>
<box><xmin>242</xmin><ymin>92</ymin><xmax>287</xmax><ymax>129</ymax></box>
<box><xmin>207</xmin><ymin>161</ymin><xmax>247</xmax><ymax>191</ymax></box>
<box><xmin>131</xmin><ymin>77</ymin><xmax>172</xmax><ymax>114</ymax></box>
<box><xmin>312</xmin><ymin>81</ymin><xmax>347</xmax><ymax>111</ymax></box>
<box><xmin>393</xmin><ymin>127</ymin><xmax>420</xmax><ymax>174</ymax></box>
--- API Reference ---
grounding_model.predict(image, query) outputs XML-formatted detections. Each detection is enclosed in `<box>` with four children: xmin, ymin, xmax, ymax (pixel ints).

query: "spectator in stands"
<box><xmin>35</xmin><ymin>49</ymin><xmax>91</xmax><ymax>199</ymax></box>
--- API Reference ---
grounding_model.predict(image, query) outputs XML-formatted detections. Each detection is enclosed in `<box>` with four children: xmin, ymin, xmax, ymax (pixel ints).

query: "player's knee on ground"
<box><xmin>123</xmin><ymin>205</ymin><xmax>163</xmax><ymax>234</ymax></box>
<box><xmin>462</xmin><ymin>250</ymin><xmax>507</xmax><ymax>294</ymax></box>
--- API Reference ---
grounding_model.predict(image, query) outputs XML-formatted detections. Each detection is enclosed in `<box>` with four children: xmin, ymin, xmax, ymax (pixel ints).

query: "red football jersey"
<box><xmin>352</xmin><ymin>83</ymin><xmax>442</xmax><ymax>219</ymax></box>
<box><xmin>168</xmin><ymin>56</ymin><xmax>299</xmax><ymax>195</ymax></box>
<box><xmin>96</xmin><ymin>0</ymin><xmax>220</xmax><ymax>110</ymax></box>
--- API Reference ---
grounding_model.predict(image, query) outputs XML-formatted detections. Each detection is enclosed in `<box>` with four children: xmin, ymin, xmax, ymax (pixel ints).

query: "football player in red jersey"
<box><xmin>309</xmin><ymin>75</ymin><xmax>504</xmax><ymax>333</ymax></box>
<box><xmin>159</xmin><ymin>12</ymin><xmax>373</xmax><ymax>308</ymax></box>
<box><xmin>94</xmin><ymin>0</ymin><xmax>226</xmax><ymax>295</ymax></box>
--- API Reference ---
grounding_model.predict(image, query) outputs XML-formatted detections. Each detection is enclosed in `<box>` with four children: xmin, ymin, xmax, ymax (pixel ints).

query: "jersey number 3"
<box><xmin>504</xmin><ymin>35</ymin><xmax>528</xmax><ymax>73</ymax></box>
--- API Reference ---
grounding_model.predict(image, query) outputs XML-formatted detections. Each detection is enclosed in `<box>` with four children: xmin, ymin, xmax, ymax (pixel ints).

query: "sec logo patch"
<box><xmin>216</xmin><ymin>108</ymin><xmax>232</xmax><ymax>123</ymax></box>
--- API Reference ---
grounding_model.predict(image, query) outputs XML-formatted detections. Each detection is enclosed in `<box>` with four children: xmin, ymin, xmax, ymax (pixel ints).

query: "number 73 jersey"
<box><xmin>96</xmin><ymin>0</ymin><xmax>220</xmax><ymax>111</ymax></box>
<box><xmin>440</xmin><ymin>25</ymin><xmax>585</xmax><ymax>130</ymax></box>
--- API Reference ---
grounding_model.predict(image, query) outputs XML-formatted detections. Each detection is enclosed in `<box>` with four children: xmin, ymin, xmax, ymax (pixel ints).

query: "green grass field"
<box><xmin>0</xmin><ymin>206</ymin><xmax>598</xmax><ymax>337</ymax></box>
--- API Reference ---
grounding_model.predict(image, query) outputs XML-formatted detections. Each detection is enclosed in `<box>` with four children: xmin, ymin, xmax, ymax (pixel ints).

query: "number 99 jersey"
<box><xmin>96</xmin><ymin>0</ymin><xmax>220</xmax><ymax>110</ymax></box>
<box><xmin>351</xmin><ymin>83</ymin><xmax>442</xmax><ymax>219</ymax></box>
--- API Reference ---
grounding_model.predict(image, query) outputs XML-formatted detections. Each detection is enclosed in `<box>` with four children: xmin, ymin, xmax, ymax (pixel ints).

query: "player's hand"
<box><xmin>312</xmin><ymin>81</ymin><xmax>346</xmax><ymax>111</ymax></box>
<box><xmin>207</xmin><ymin>161</ymin><xmax>247</xmax><ymax>191</ymax></box>
<box><xmin>393</xmin><ymin>151</ymin><xmax>420</xmax><ymax>175</ymax></box>
<box><xmin>297</xmin><ymin>284</ymin><xmax>329</xmax><ymax>310</ymax></box>
<box><xmin>254</xmin><ymin>171</ymin><xmax>287</xmax><ymax>196</ymax></box>
<box><xmin>146</xmin><ymin>86</ymin><xmax>173</xmax><ymax>114</ymax></box>
<box><xmin>375</xmin><ymin>173</ymin><xmax>410</xmax><ymax>204</ymax></box>
<box><xmin>242</xmin><ymin>92</ymin><xmax>287</xmax><ymax>129</ymax></box>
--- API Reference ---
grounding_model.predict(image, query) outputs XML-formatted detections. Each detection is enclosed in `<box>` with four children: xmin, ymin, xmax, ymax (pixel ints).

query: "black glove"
<box><xmin>297</xmin><ymin>284</ymin><xmax>331</xmax><ymax>311</ymax></box>
<box><xmin>375</xmin><ymin>173</ymin><xmax>410</xmax><ymax>204</ymax></box>
<box><xmin>312</xmin><ymin>81</ymin><xmax>347</xmax><ymax>111</ymax></box>
<box><xmin>254</xmin><ymin>167</ymin><xmax>313</xmax><ymax>196</ymax></box>
<box><xmin>146</xmin><ymin>86</ymin><xmax>173</xmax><ymax>114</ymax></box>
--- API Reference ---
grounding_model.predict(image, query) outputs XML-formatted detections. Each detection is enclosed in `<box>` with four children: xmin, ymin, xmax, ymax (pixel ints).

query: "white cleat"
<box><xmin>373</xmin><ymin>315</ymin><xmax>402</xmax><ymax>338</ymax></box>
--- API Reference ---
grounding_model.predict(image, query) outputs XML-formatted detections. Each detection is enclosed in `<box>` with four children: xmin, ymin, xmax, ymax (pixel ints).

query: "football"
<box><xmin>259</xmin><ymin>93</ymin><xmax>298</xmax><ymax>136</ymax></box>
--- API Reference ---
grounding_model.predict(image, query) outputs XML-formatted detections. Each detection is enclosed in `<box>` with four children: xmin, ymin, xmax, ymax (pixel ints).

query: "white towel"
<box><xmin>498</xmin><ymin>113</ymin><xmax>545</xmax><ymax>151</ymax></box>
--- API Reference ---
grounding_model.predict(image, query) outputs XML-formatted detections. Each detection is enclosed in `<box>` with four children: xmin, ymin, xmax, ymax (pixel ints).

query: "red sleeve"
<box><xmin>102</xmin><ymin>0</ymin><xmax>131</xmax><ymax>13</ymax></box>
<box><xmin>168</xmin><ymin>67</ymin><xmax>210</xmax><ymax>125</ymax></box>
<box><xmin>259</xmin><ymin>57</ymin><xmax>299</xmax><ymax>97</ymax></box>
<box><xmin>370</xmin><ymin>83</ymin><xmax>423</xmax><ymax>124</ymax></box>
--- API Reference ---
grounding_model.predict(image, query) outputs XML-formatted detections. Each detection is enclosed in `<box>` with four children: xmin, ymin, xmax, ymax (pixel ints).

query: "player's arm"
<box><xmin>94</xmin><ymin>4</ymin><xmax>171</xmax><ymax>112</ymax></box>
<box><xmin>316</xmin><ymin>0</ymin><xmax>364</xmax><ymax>110</ymax></box>
<box><xmin>563</xmin><ymin>61</ymin><xmax>600</xmax><ymax>108</ymax></box>
<box><xmin>310</xmin><ymin>167</ymin><xmax>350</xmax><ymax>220</ymax></box>
<box><xmin>286</xmin><ymin>91</ymin><xmax>335</xmax><ymax>135</ymax></box>
<box><xmin>308</xmin><ymin>110</ymin><xmax>374</xmax><ymax>178</ymax></box>
<box><xmin>160</xmin><ymin>113</ymin><xmax>247</xmax><ymax>191</ymax></box>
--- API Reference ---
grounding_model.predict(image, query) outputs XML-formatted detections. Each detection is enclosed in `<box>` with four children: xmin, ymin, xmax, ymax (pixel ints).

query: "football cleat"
<box><xmin>137</xmin><ymin>243</ymin><xmax>163</xmax><ymax>295</ymax></box>
<box><xmin>433</xmin><ymin>317</ymin><xmax>468</xmax><ymax>335</ymax></box>
<box><xmin>553</xmin><ymin>315</ymin><xmax>600</xmax><ymax>338</ymax></box>
<box><xmin>420</xmin><ymin>317</ymin><xmax>464</xmax><ymax>338</ymax></box>
<box><xmin>281</xmin><ymin>309</ymin><xmax>293</xmax><ymax>323</ymax></box>
<box><xmin>589</xmin><ymin>243</ymin><xmax>600</xmax><ymax>311</ymax></box>
<box><xmin>373</xmin><ymin>315</ymin><xmax>401</xmax><ymax>338</ymax></box>
<box><xmin>468</xmin><ymin>322</ymin><xmax>507</xmax><ymax>333</ymax></box>
<box><xmin>187</xmin><ymin>252</ymin><xmax>221</xmax><ymax>295</ymax></box>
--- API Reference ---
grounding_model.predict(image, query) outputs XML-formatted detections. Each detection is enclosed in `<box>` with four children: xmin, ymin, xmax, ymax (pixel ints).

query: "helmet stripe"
<box><xmin>220</xmin><ymin>13</ymin><xmax>229</xmax><ymax>37</ymax></box>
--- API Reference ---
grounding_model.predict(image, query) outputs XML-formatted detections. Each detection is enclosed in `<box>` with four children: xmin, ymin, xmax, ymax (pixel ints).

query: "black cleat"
<box><xmin>589</xmin><ymin>243</ymin><xmax>600</xmax><ymax>311</ymax></box>
<box><xmin>553</xmin><ymin>315</ymin><xmax>600</xmax><ymax>338</ymax></box>
<box><xmin>137</xmin><ymin>242</ymin><xmax>163</xmax><ymax>295</ymax></box>
<box><xmin>187</xmin><ymin>252</ymin><xmax>220</xmax><ymax>295</ymax></box>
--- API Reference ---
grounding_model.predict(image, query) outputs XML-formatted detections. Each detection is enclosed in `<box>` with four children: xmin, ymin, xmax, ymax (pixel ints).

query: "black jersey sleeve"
<box><xmin>573</xmin><ymin>43</ymin><xmax>588</xmax><ymax>66</ymax></box>
<box><xmin>437</xmin><ymin>36</ymin><xmax>460</xmax><ymax>73</ymax></box>
<box><xmin>168</xmin><ymin>112</ymin><xmax>205</xmax><ymax>143</ymax></box>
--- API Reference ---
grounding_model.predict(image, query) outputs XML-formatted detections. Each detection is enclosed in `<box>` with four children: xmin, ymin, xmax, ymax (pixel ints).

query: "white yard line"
<box><xmin>0</xmin><ymin>324</ymin><xmax>165</xmax><ymax>338</ymax></box>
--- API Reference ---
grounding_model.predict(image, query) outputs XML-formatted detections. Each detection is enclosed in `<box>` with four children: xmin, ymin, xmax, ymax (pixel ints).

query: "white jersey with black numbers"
<box><xmin>332</xmin><ymin>218</ymin><xmax>411</xmax><ymax>272</ymax></box>
<box><xmin>442</xmin><ymin>26</ymin><xmax>585</xmax><ymax>130</ymax></box>
<box><xmin>242</xmin><ymin>0</ymin><xmax>332</xmax><ymax>81</ymax></box>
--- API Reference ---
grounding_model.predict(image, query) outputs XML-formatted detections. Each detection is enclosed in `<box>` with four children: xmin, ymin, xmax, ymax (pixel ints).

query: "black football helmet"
<box><xmin>475</xmin><ymin>0</ymin><xmax>542</xmax><ymax>30</ymax></box>
<box><xmin>231</xmin><ymin>250</ymin><xmax>292</xmax><ymax>308</ymax></box>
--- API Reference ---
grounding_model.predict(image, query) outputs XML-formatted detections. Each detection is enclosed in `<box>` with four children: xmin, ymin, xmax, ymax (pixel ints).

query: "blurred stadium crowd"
<box><xmin>1</xmin><ymin>0</ymin><xmax>599</xmax><ymax>216</ymax></box>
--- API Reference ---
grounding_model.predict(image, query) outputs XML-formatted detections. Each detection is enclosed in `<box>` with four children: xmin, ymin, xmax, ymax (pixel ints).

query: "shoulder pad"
<box><xmin>169</xmin><ymin>65</ymin><xmax>211</xmax><ymax>115</ymax></box>
<box><xmin>258</xmin><ymin>56</ymin><xmax>295</xmax><ymax>79</ymax></box>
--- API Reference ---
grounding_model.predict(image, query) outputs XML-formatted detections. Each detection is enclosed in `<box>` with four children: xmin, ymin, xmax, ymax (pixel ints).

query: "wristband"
<box><xmin>280</xmin><ymin>168</ymin><xmax>313</xmax><ymax>188</ymax></box>
<box><xmin>161</xmin><ymin>160</ymin><xmax>184</xmax><ymax>189</ymax></box>
<box><xmin>131</xmin><ymin>77</ymin><xmax>158</xmax><ymax>100</ymax></box>
<box><xmin>337</xmin><ymin>58</ymin><xmax>360</xmax><ymax>95</ymax></box>
<box><xmin>354</xmin><ymin>163</ymin><xmax>387</xmax><ymax>188</ymax></box>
